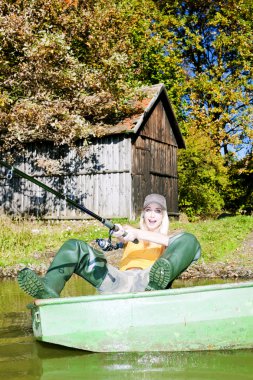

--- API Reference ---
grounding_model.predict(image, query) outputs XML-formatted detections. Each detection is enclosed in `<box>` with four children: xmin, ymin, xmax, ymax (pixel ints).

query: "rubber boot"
<box><xmin>17</xmin><ymin>239</ymin><xmax>108</xmax><ymax>299</ymax></box>
<box><xmin>146</xmin><ymin>232</ymin><xmax>201</xmax><ymax>291</ymax></box>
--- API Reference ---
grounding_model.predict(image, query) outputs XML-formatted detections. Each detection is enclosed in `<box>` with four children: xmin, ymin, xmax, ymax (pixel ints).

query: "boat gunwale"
<box><xmin>33</xmin><ymin>280</ymin><xmax>253</xmax><ymax>307</ymax></box>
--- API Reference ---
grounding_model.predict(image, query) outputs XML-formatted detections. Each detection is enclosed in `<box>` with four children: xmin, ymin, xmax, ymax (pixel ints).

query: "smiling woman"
<box><xmin>142</xmin><ymin>205</ymin><xmax>164</xmax><ymax>231</ymax></box>
<box><xmin>141</xmin><ymin>193</ymin><xmax>169</xmax><ymax>234</ymax></box>
<box><xmin>18</xmin><ymin>194</ymin><xmax>201</xmax><ymax>298</ymax></box>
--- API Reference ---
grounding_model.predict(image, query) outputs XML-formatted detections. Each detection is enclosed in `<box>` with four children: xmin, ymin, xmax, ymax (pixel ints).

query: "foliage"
<box><xmin>157</xmin><ymin>0</ymin><xmax>253</xmax><ymax>157</ymax></box>
<box><xmin>0</xmin><ymin>0</ymin><xmax>182</xmax><ymax>153</ymax></box>
<box><xmin>154</xmin><ymin>0</ymin><xmax>253</xmax><ymax>217</ymax></box>
<box><xmin>224</xmin><ymin>152</ymin><xmax>253</xmax><ymax>213</ymax></box>
<box><xmin>177</xmin><ymin>126</ymin><xmax>228</xmax><ymax>218</ymax></box>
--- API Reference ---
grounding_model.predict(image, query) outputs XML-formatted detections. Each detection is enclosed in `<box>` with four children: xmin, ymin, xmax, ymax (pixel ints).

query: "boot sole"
<box><xmin>17</xmin><ymin>268</ymin><xmax>58</xmax><ymax>299</ymax></box>
<box><xmin>145</xmin><ymin>258</ymin><xmax>172</xmax><ymax>291</ymax></box>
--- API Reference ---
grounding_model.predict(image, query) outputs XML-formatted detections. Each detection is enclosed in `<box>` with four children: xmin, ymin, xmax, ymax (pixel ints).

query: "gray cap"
<box><xmin>143</xmin><ymin>194</ymin><xmax>167</xmax><ymax>210</ymax></box>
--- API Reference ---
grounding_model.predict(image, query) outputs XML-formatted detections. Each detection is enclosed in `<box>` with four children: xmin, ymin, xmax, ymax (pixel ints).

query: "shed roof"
<box><xmin>105</xmin><ymin>84</ymin><xmax>186</xmax><ymax>149</ymax></box>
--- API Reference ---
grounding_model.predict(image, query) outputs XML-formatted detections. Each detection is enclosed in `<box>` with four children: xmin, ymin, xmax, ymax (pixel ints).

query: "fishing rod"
<box><xmin>0</xmin><ymin>159</ymin><xmax>117</xmax><ymax>231</ymax></box>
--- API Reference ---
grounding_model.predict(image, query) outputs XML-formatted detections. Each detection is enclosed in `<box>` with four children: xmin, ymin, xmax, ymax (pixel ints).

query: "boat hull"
<box><xmin>31</xmin><ymin>281</ymin><xmax>253</xmax><ymax>352</ymax></box>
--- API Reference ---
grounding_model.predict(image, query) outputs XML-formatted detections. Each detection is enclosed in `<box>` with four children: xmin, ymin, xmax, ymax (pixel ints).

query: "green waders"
<box><xmin>146</xmin><ymin>232</ymin><xmax>201</xmax><ymax>291</ymax></box>
<box><xmin>17</xmin><ymin>239</ymin><xmax>108</xmax><ymax>299</ymax></box>
<box><xmin>18</xmin><ymin>233</ymin><xmax>201</xmax><ymax>298</ymax></box>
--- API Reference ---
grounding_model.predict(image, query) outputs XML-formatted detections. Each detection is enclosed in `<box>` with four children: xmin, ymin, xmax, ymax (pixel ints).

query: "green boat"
<box><xmin>30</xmin><ymin>281</ymin><xmax>253</xmax><ymax>352</ymax></box>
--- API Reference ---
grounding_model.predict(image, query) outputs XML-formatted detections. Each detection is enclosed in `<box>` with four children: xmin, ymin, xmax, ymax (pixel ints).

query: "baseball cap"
<box><xmin>143</xmin><ymin>194</ymin><xmax>167</xmax><ymax>210</ymax></box>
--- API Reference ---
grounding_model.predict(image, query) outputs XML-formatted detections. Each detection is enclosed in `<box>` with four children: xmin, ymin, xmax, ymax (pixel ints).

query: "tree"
<box><xmin>177</xmin><ymin>125</ymin><xmax>228</xmax><ymax>218</ymax></box>
<box><xmin>156</xmin><ymin>0</ymin><xmax>253</xmax><ymax>158</ymax></box>
<box><xmin>0</xmin><ymin>0</ymin><xmax>182</xmax><ymax>153</ymax></box>
<box><xmin>153</xmin><ymin>0</ymin><xmax>253</xmax><ymax>216</ymax></box>
<box><xmin>225</xmin><ymin>151</ymin><xmax>253</xmax><ymax>214</ymax></box>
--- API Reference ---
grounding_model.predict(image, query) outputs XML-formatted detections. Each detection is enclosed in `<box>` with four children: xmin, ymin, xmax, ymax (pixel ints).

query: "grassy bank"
<box><xmin>0</xmin><ymin>215</ymin><xmax>253</xmax><ymax>268</ymax></box>
<box><xmin>172</xmin><ymin>215</ymin><xmax>253</xmax><ymax>262</ymax></box>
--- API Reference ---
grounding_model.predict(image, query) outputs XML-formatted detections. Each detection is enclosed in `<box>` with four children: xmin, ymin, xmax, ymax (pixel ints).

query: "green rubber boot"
<box><xmin>17</xmin><ymin>239</ymin><xmax>108</xmax><ymax>299</ymax></box>
<box><xmin>17</xmin><ymin>268</ymin><xmax>59</xmax><ymax>298</ymax></box>
<box><xmin>146</xmin><ymin>232</ymin><xmax>201</xmax><ymax>291</ymax></box>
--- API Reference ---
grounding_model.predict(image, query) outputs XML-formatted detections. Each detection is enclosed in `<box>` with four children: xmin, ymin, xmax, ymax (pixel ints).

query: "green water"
<box><xmin>1</xmin><ymin>277</ymin><xmax>253</xmax><ymax>380</ymax></box>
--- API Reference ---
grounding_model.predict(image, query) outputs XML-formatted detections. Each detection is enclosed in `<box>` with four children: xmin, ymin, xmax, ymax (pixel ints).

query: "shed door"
<box><xmin>131</xmin><ymin>135</ymin><xmax>179</xmax><ymax>219</ymax></box>
<box><xmin>132</xmin><ymin>136</ymin><xmax>151</xmax><ymax>216</ymax></box>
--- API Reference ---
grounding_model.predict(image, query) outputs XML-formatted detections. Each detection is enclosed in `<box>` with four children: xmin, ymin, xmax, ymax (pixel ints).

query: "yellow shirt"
<box><xmin>119</xmin><ymin>241</ymin><xmax>165</xmax><ymax>271</ymax></box>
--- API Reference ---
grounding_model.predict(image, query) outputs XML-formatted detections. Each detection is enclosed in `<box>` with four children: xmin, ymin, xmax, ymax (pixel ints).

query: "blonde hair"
<box><xmin>139</xmin><ymin>209</ymin><xmax>169</xmax><ymax>235</ymax></box>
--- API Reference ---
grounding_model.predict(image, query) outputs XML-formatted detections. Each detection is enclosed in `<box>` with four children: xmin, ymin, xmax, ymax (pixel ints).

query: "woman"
<box><xmin>18</xmin><ymin>194</ymin><xmax>201</xmax><ymax>298</ymax></box>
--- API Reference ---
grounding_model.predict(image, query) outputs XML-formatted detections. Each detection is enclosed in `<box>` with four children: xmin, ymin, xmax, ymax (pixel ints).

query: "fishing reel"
<box><xmin>96</xmin><ymin>236</ymin><xmax>124</xmax><ymax>252</ymax></box>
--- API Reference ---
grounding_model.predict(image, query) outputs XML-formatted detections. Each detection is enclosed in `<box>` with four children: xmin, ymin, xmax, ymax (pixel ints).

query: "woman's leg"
<box><xmin>17</xmin><ymin>239</ymin><xmax>108</xmax><ymax>299</ymax></box>
<box><xmin>98</xmin><ymin>265</ymin><xmax>150</xmax><ymax>294</ymax></box>
<box><xmin>146</xmin><ymin>232</ymin><xmax>201</xmax><ymax>291</ymax></box>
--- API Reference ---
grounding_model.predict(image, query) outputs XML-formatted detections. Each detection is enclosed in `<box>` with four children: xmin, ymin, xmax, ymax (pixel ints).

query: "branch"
<box><xmin>235</xmin><ymin>99</ymin><xmax>253</xmax><ymax>112</ymax></box>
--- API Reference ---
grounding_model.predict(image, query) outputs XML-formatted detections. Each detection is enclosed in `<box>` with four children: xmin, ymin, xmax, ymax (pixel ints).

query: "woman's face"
<box><xmin>143</xmin><ymin>202</ymin><xmax>163</xmax><ymax>232</ymax></box>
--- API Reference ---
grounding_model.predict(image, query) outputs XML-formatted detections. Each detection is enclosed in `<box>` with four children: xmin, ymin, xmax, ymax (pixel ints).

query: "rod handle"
<box><xmin>111</xmin><ymin>224</ymin><xmax>139</xmax><ymax>244</ymax></box>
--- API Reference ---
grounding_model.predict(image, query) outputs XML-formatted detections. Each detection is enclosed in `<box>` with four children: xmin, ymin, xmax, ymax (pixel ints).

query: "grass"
<box><xmin>0</xmin><ymin>216</ymin><xmax>110</xmax><ymax>267</ymax></box>
<box><xmin>170</xmin><ymin>215</ymin><xmax>253</xmax><ymax>262</ymax></box>
<box><xmin>0</xmin><ymin>215</ymin><xmax>252</xmax><ymax>267</ymax></box>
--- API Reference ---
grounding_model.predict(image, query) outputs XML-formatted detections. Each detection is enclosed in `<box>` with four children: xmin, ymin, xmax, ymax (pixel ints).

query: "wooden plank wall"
<box><xmin>132</xmin><ymin>100</ymin><xmax>179</xmax><ymax>216</ymax></box>
<box><xmin>0</xmin><ymin>136</ymin><xmax>132</xmax><ymax>219</ymax></box>
<box><xmin>140</xmin><ymin>100</ymin><xmax>177</xmax><ymax>146</ymax></box>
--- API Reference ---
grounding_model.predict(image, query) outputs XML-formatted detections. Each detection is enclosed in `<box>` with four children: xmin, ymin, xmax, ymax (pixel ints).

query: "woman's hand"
<box><xmin>111</xmin><ymin>224</ymin><xmax>139</xmax><ymax>243</ymax></box>
<box><xmin>111</xmin><ymin>224</ymin><xmax>170</xmax><ymax>246</ymax></box>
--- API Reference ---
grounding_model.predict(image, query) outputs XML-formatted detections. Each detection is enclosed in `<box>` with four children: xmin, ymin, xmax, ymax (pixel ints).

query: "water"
<box><xmin>1</xmin><ymin>277</ymin><xmax>253</xmax><ymax>380</ymax></box>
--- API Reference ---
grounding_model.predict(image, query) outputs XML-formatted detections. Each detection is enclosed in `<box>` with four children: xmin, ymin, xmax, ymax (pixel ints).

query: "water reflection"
<box><xmin>35</xmin><ymin>347</ymin><xmax>253</xmax><ymax>380</ymax></box>
<box><xmin>0</xmin><ymin>277</ymin><xmax>253</xmax><ymax>380</ymax></box>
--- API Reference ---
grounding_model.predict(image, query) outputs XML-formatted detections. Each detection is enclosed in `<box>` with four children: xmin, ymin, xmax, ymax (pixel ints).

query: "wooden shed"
<box><xmin>0</xmin><ymin>84</ymin><xmax>185</xmax><ymax>220</ymax></box>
